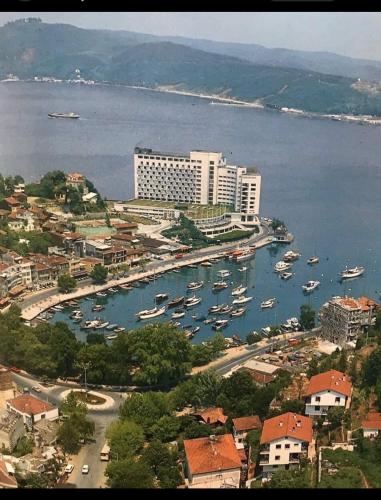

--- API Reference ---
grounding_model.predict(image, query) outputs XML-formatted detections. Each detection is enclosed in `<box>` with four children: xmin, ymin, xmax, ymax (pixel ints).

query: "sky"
<box><xmin>1</xmin><ymin>12</ymin><xmax>381</xmax><ymax>61</ymax></box>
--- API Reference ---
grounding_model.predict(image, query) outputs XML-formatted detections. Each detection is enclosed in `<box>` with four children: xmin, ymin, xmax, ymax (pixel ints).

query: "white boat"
<box><xmin>261</xmin><ymin>326</ymin><xmax>271</xmax><ymax>336</ymax></box>
<box><xmin>281</xmin><ymin>317</ymin><xmax>301</xmax><ymax>332</ymax></box>
<box><xmin>231</xmin><ymin>247</ymin><xmax>256</xmax><ymax>262</ymax></box>
<box><xmin>302</xmin><ymin>280</ymin><xmax>320</xmax><ymax>293</ymax></box>
<box><xmin>283</xmin><ymin>250</ymin><xmax>301</xmax><ymax>262</ymax></box>
<box><xmin>53</xmin><ymin>304</ymin><xmax>64</xmax><ymax>311</ymax></box>
<box><xmin>70</xmin><ymin>310</ymin><xmax>83</xmax><ymax>319</ymax></box>
<box><xmin>209</xmin><ymin>304</ymin><xmax>222</xmax><ymax>313</ymax></box>
<box><xmin>204</xmin><ymin>317</ymin><xmax>216</xmax><ymax>324</ymax></box>
<box><xmin>201</xmin><ymin>261</ymin><xmax>213</xmax><ymax>267</ymax></box>
<box><xmin>48</xmin><ymin>112</ymin><xmax>80</xmax><ymax>119</ymax></box>
<box><xmin>114</xmin><ymin>326</ymin><xmax>125</xmax><ymax>333</ymax></box>
<box><xmin>138</xmin><ymin>305</ymin><xmax>166</xmax><ymax>320</ymax></box>
<box><xmin>106</xmin><ymin>323</ymin><xmax>118</xmax><ymax>330</ymax></box>
<box><xmin>96</xmin><ymin>291</ymin><xmax>107</xmax><ymax>297</ymax></box>
<box><xmin>213</xmin><ymin>319</ymin><xmax>229</xmax><ymax>330</ymax></box>
<box><xmin>187</xmin><ymin>281</ymin><xmax>204</xmax><ymax>290</ymax></box>
<box><xmin>217</xmin><ymin>269</ymin><xmax>231</xmax><ymax>278</ymax></box>
<box><xmin>184</xmin><ymin>295</ymin><xmax>202</xmax><ymax>308</ymax></box>
<box><xmin>340</xmin><ymin>266</ymin><xmax>364</xmax><ymax>279</ymax></box>
<box><xmin>171</xmin><ymin>310</ymin><xmax>185</xmax><ymax>319</ymax></box>
<box><xmin>81</xmin><ymin>320</ymin><xmax>100</xmax><ymax>330</ymax></box>
<box><xmin>155</xmin><ymin>293</ymin><xmax>169</xmax><ymax>302</ymax></box>
<box><xmin>231</xmin><ymin>284</ymin><xmax>247</xmax><ymax>296</ymax></box>
<box><xmin>280</xmin><ymin>272</ymin><xmax>294</xmax><ymax>280</ymax></box>
<box><xmin>238</xmin><ymin>266</ymin><xmax>248</xmax><ymax>272</ymax></box>
<box><xmin>218</xmin><ymin>305</ymin><xmax>233</xmax><ymax>314</ymax></box>
<box><xmin>213</xmin><ymin>281</ymin><xmax>228</xmax><ymax>290</ymax></box>
<box><xmin>95</xmin><ymin>321</ymin><xmax>110</xmax><ymax>329</ymax></box>
<box><xmin>232</xmin><ymin>295</ymin><xmax>253</xmax><ymax>305</ymax></box>
<box><xmin>261</xmin><ymin>298</ymin><xmax>277</xmax><ymax>309</ymax></box>
<box><xmin>307</xmin><ymin>256</ymin><xmax>319</xmax><ymax>265</ymax></box>
<box><xmin>106</xmin><ymin>334</ymin><xmax>118</xmax><ymax>340</ymax></box>
<box><xmin>108</xmin><ymin>288</ymin><xmax>118</xmax><ymax>293</ymax></box>
<box><xmin>274</xmin><ymin>261</ymin><xmax>293</xmax><ymax>273</ymax></box>
<box><xmin>230</xmin><ymin>307</ymin><xmax>246</xmax><ymax>317</ymax></box>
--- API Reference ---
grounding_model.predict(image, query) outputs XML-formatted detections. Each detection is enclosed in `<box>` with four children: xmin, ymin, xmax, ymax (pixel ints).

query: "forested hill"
<box><xmin>2</xmin><ymin>18</ymin><xmax>381</xmax><ymax>116</ymax></box>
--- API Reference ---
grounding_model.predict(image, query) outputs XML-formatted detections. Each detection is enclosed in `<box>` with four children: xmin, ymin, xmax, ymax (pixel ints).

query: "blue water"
<box><xmin>1</xmin><ymin>82</ymin><xmax>380</xmax><ymax>343</ymax></box>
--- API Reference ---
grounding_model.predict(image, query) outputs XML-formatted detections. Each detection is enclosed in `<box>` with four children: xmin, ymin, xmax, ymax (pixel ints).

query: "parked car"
<box><xmin>65</xmin><ymin>464</ymin><xmax>74</xmax><ymax>474</ymax></box>
<box><xmin>81</xmin><ymin>465</ymin><xmax>89</xmax><ymax>474</ymax></box>
<box><xmin>32</xmin><ymin>386</ymin><xmax>41</xmax><ymax>393</ymax></box>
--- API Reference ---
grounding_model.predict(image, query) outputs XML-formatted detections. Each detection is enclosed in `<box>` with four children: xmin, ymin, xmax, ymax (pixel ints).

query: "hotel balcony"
<box><xmin>259</xmin><ymin>456</ymin><xmax>269</xmax><ymax>465</ymax></box>
<box><xmin>289</xmin><ymin>454</ymin><xmax>301</xmax><ymax>464</ymax></box>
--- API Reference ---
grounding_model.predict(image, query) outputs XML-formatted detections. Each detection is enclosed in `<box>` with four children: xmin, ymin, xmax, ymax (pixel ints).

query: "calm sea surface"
<box><xmin>1</xmin><ymin>82</ymin><xmax>380</xmax><ymax>343</ymax></box>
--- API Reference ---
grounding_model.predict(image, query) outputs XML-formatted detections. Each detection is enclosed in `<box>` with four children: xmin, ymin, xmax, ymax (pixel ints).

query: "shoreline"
<box><xmin>2</xmin><ymin>78</ymin><xmax>381</xmax><ymax>126</ymax></box>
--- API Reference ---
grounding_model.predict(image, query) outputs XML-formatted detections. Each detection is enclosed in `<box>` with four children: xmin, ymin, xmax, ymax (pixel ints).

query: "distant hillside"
<box><xmin>2</xmin><ymin>18</ymin><xmax>381</xmax><ymax>116</ymax></box>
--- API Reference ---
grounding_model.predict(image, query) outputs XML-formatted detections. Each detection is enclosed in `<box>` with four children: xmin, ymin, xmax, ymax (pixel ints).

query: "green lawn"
<box><xmin>124</xmin><ymin>199</ymin><xmax>234</xmax><ymax>219</ymax></box>
<box><xmin>216</xmin><ymin>230</ymin><xmax>253</xmax><ymax>242</ymax></box>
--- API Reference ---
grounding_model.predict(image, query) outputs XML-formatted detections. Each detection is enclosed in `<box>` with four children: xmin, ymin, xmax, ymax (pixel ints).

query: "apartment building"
<box><xmin>134</xmin><ymin>147</ymin><xmax>261</xmax><ymax>215</ymax></box>
<box><xmin>6</xmin><ymin>395</ymin><xmax>59</xmax><ymax>431</ymax></box>
<box><xmin>319</xmin><ymin>296</ymin><xmax>378</xmax><ymax>346</ymax></box>
<box><xmin>259</xmin><ymin>412</ymin><xmax>314</xmax><ymax>478</ymax></box>
<box><xmin>304</xmin><ymin>370</ymin><xmax>352</xmax><ymax>417</ymax></box>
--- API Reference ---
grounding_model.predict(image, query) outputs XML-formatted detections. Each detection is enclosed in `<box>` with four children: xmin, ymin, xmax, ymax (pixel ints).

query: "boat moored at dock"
<box><xmin>167</xmin><ymin>296</ymin><xmax>185</xmax><ymax>308</ymax></box>
<box><xmin>138</xmin><ymin>305</ymin><xmax>166</xmax><ymax>320</ymax></box>
<box><xmin>231</xmin><ymin>284</ymin><xmax>247</xmax><ymax>296</ymax></box>
<box><xmin>187</xmin><ymin>281</ymin><xmax>204</xmax><ymax>291</ymax></box>
<box><xmin>232</xmin><ymin>295</ymin><xmax>253</xmax><ymax>305</ymax></box>
<box><xmin>184</xmin><ymin>295</ymin><xmax>202</xmax><ymax>308</ymax></box>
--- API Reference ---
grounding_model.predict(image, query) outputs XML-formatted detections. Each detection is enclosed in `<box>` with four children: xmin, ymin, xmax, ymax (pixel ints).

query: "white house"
<box><xmin>232</xmin><ymin>415</ymin><xmax>262</xmax><ymax>450</ymax></box>
<box><xmin>304</xmin><ymin>370</ymin><xmax>352</xmax><ymax>417</ymax></box>
<box><xmin>6</xmin><ymin>395</ymin><xmax>59</xmax><ymax>430</ymax></box>
<box><xmin>362</xmin><ymin>412</ymin><xmax>381</xmax><ymax>439</ymax></box>
<box><xmin>183</xmin><ymin>434</ymin><xmax>242</xmax><ymax>488</ymax></box>
<box><xmin>259</xmin><ymin>412</ymin><xmax>314</xmax><ymax>478</ymax></box>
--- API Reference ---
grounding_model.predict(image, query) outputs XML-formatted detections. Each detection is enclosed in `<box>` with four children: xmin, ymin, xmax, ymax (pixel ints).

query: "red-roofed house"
<box><xmin>0</xmin><ymin>196</ymin><xmax>21</xmax><ymax>213</ymax></box>
<box><xmin>259</xmin><ymin>412</ymin><xmax>314</xmax><ymax>478</ymax></box>
<box><xmin>195</xmin><ymin>407</ymin><xmax>228</xmax><ymax>427</ymax></box>
<box><xmin>362</xmin><ymin>412</ymin><xmax>381</xmax><ymax>439</ymax></box>
<box><xmin>6</xmin><ymin>395</ymin><xmax>59</xmax><ymax>430</ymax></box>
<box><xmin>183</xmin><ymin>434</ymin><xmax>242</xmax><ymax>488</ymax></box>
<box><xmin>304</xmin><ymin>370</ymin><xmax>352</xmax><ymax>417</ymax></box>
<box><xmin>66</xmin><ymin>172</ymin><xmax>86</xmax><ymax>189</ymax></box>
<box><xmin>232</xmin><ymin>416</ymin><xmax>262</xmax><ymax>449</ymax></box>
<box><xmin>0</xmin><ymin>458</ymin><xmax>18</xmax><ymax>488</ymax></box>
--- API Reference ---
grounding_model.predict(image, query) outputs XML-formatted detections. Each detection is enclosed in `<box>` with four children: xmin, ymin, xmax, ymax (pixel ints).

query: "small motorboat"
<box><xmin>307</xmin><ymin>256</ymin><xmax>319</xmax><ymax>265</ymax></box>
<box><xmin>230</xmin><ymin>307</ymin><xmax>246</xmax><ymax>317</ymax></box>
<box><xmin>106</xmin><ymin>323</ymin><xmax>118</xmax><ymax>330</ymax></box>
<box><xmin>302</xmin><ymin>280</ymin><xmax>320</xmax><ymax>293</ymax></box>
<box><xmin>138</xmin><ymin>306</ymin><xmax>166</xmax><ymax>320</ymax></box>
<box><xmin>119</xmin><ymin>284</ymin><xmax>134</xmax><ymax>290</ymax></box>
<box><xmin>261</xmin><ymin>298</ymin><xmax>277</xmax><ymax>309</ymax></box>
<box><xmin>155</xmin><ymin>293</ymin><xmax>169</xmax><ymax>302</ymax></box>
<box><xmin>170</xmin><ymin>321</ymin><xmax>181</xmax><ymax>327</ymax></box>
<box><xmin>274</xmin><ymin>261</ymin><xmax>292</xmax><ymax>273</ymax></box>
<box><xmin>95</xmin><ymin>321</ymin><xmax>110</xmax><ymax>329</ymax></box>
<box><xmin>280</xmin><ymin>272</ymin><xmax>294</xmax><ymax>280</ymax></box>
<box><xmin>188</xmin><ymin>264</ymin><xmax>198</xmax><ymax>269</ymax></box>
<box><xmin>204</xmin><ymin>317</ymin><xmax>216</xmax><ymax>324</ymax></box>
<box><xmin>213</xmin><ymin>319</ymin><xmax>229</xmax><ymax>330</ymax></box>
<box><xmin>201</xmin><ymin>261</ymin><xmax>213</xmax><ymax>267</ymax></box>
<box><xmin>209</xmin><ymin>304</ymin><xmax>222</xmax><ymax>313</ymax></box>
<box><xmin>232</xmin><ymin>296</ymin><xmax>253</xmax><ymax>305</ymax></box>
<box><xmin>184</xmin><ymin>295</ymin><xmax>202</xmax><ymax>308</ymax></box>
<box><xmin>167</xmin><ymin>296</ymin><xmax>185</xmax><ymax>308</ymax></box>
<box><xmin>70</xmin><ymin>310</ymin><xmax>83</xmax><ymax>319</ymax></box>
<box><xmin>114</xmin><ymin>326</ymin><xmax>125</xmax><ymax>333</ymax></box>
<box><xmin>171</xmin><ymin>310</ymin><xmax>185</xmax><ymax>319</ymax></box>
<box><xmin>340</xmin><ymin>266</ymin><xmax>364</xmax><ymax>279</ymax></box>
<box><xmin>283</xmin><ymin>250</ymin><xmax>301</xmax><ymax>262</ymax></box>
<box><xmin>194</xmin><ymin>315</ymin><xmax>207</xmax><ymax>322</ymax></box>
<box><xmin>213</xmin><ymin>281</ymin><xmax>228</xmax><ymax>290</ymax></box>
<box><xmin>92</xmin><ymin>304</ymin><xmax>105</xmax><ymax>312</ymax></box>
<box><xmin>139</xmin><ymin>278</ymin><xmax>150</xmax><ymax>285</ymax></box>
<box><xmin>190</xmin><ymin>326</ymin><xmax>200</xmax><ymax>335</ymax></box>
<box><xmin>261</xmin><ymin>326</ymin><xmax>271</xmax><ymax>336</ymax></box>
<box><xmin>96</xmin><ymin>291</ymin><xmax>107</xmax><ymax>297</ymax></box>
<box><xmin>238</xmin><ymin>266</ymin><xmax>248</xmax><ymax>272</ymax></box>
<box><xmin>106</xmin><ymin>334</ymin><xmax>118</xmax><ymax>340</ymax></box>
<box><xmin>53</xmin><ymin>304</ymin><xmax>64</xmax><ymax>311</ymax></box>
<box><xmin>218</xmin><ymin>305</ymin><xmax>233</xmax><ymax>314</ymax></box>
<box><xmin>217</xmin><ymin>269</ymin><xmax>231</xmax><ymax>278</ymax></box>
<box><xmin>187</xmin><ymin>281</ymin><xmax>204</xmax><ymax>291</ymax></box>
<box><xmin>108</xmin><ymin>287</ymin><xmax>118</xmax><ymax>294</ymax></box>
<box><xmin>231</xmin><ymin>284</ymin><xmax>247</xmax><ymax>296</ymax></box>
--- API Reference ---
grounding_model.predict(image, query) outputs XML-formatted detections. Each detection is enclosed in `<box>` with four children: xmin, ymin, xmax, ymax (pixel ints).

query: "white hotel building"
<box><xmin>133</xmin><ymin>147</ymin><xmax>261</xmax><ymax>216</ymax></box>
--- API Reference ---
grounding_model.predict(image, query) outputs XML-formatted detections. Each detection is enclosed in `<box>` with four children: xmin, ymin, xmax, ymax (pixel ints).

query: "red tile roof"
<box><xmin>7</xmin><ymin>395</ymin><xmax>55</xmax><ymax>416</ymax></box>
<box><xmin>232</xmin><ymin>416</ymin><xmax>262</xmax><ymax>432</ymax></box>
<box><xmin>305</xmin><ymin>370</ymin><xmax>352</xmax><ymax>397</ymax></box>
<box><xmin>0</xmin><ymin>459</ymin><xmax>17</xmax><ymax>488</ymax></box>
<box><xmin>260</xmin><ymin>412</ymin><xmax>313</xmax><ymax>445</ymax></box>
<box><xmin>196</xmin><ymin>407</ymin><xmax>228</xmax><ymax>425</ymax></box>
<box><xmin>184</xmin><ymin>434</ymin><xmax>242</xmax><ymax>475</ymax></box>
<box><xmin>362</xmin><ymin>412</ymin><xmax>381</xmax><ymax>430</ymax></box>
<box><xmin>357</xmin><ymin>296</ymin><xmax>379</xmax><ymax>312</ymax></box>
<box><xmin>4</xmin><ymin>197</ymin><xmax>20</xmax><ymax>206</ymax></box>
<box><xmin>113</xmin><ymin>222</ymin><xmax>138</xmax><ymax>230</ymax></box>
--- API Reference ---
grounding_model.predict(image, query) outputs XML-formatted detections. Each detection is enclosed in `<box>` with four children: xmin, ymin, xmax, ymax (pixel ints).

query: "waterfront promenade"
<box><xmin>19</xmin><ymin>223</ymin><xmax>272</xmax><ymax>321</ymax></box>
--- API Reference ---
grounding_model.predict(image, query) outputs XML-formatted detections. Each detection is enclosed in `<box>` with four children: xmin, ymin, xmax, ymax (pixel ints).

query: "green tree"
<box><xmin>106</xmin><ymin>420</ymin><xmax>145</xmax><ymax>460</ymax></box>
<box><xmin>328</xmin><ymin>407</ymin><xmax>345</xmax><ymax>430</ymax></box>
<box><xmin>57</xmin><ymin>420</ymin><xmax>81</xmax><ymax>454</ymax></box>
<box><xmin>105</xmin><ymin>212</ymin><xmax>111</xmax><ymax>227</ymax></box>
<box><xmin>183</xmin><ymin>421</ymin><xmax>213</xmax><ymax>439</ymax></box>
<box><xmin>142</xmin><ymin>441</ymin><xmax>181</xmax><ymax>488</ymax></box>
<box><xmin>58</xmin><ymin>273</ymin><xmax>77</xmax><ymax>293</ymax></box>
<box><xmin>13</xmin><ymin>436</ymin><xmax>34</xmax><ymax>457</ymax></box>
<box><xmin>247</xmin><ymin>332</ymin><xmax>262</xmax><ymax>345</ymax></box>
<box><xmin>270</xmin><ymin>218</ymin><xmax>285</xmax><ymax>231</ymax></box>
<box><xmin>268</xmin><ymin>462</ymin><xmax>310</xmax><ymax>488</ymax></box>
<box><xmin>300</xmin><ymin>304</ymin><xmax>316</xmax><ymax>331</ymax></box>
<box><xmin>119</xmin><ymin>392</ymin><xmax>170</xmax><ymax>432</ymax></box>
<box><xmin>362</xmin><ymin>348</ymin><xmax>381</xmax><ymax>387</ymax></box>
<box><xmin>150</xmin><ymin>415</ymin><xmax>181</xmax><ymax>442</ymax></box>
<box><xmin>105</xmin><ymin>458</ymin><xmax>155</xmax><ymax>488</ymax></box>
<box><xmin>90</xmin><ymin>264</ymin><xmax>108</xmax><ymax>283</ymax></box>
<box><xmin>336</xmin><ymin>349</ymin><xmax>348</xmax><ymax>372</ymax></box>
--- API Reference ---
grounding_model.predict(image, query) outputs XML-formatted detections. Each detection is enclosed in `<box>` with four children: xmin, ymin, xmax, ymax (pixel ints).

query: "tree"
<box><xmin>300</xmin><ymin>304</ymin><xmax>315</xmax><ymax>331</ymax></box>
<box><xmin>336</xmin><ymin>349</ymin><xmax>348</xmax><ymax>372</ymax></box>
<box><xmin>105</xmin><ymin>212</ymin><xmax>111</xmax><ymax>227</ymax></box>
<box><xmin>362</xmin><ymin>348</ymin><xmax>381</xmax><ymax>387</ymax></box>
<box><xmin>142</xmin><ymin>441</ymin><xmax>181</xmax><ymax>488</ymax></box>
<box><xmin>150</xmin><ymin>415</ymin><xmax>181</xmax><ymax>442</ymax></box>
<box><xmin>105</xmin><ymin>458</ymin><xmax>155</xmax><ymax>488</ymax></box>
<box><xmin>57</xmin><ymin>420</ymin><xmax>81</xmax><ymax>454</ymax></box>
<box><xmin>268</xmin><ymin>463</ymin><xmax>310</xmax><ymax>488</ymax></box>
<box><xmin>90</xmin><ymin>264</ymin><xmax>108</xmax><ymax>283</ymax></box>
<box><xmin>270</xmin><ymin>218</ymin><xmax>285</xmax><ymax>231</ymax></box>
<box><xmin>58</xmin><ymin>392</ymin><xmax>95</xmax><ymax>452</ymax></box>
<box><xmin>106</xmin><ymin>420</ymin><xmax>145</xmax><ymax>460</ymax></box>
<box><xmin>247</xmin><ymin>332</ymin><xmax>262</xmax><ymax>345</ymax></box>
<box><xmin>119</xmin><ymin>392</ymin><xmax>171</xmax><ymax>433</ymax></box>
<box><xmin>327</xmin><ymin>407</ymin><xmax>345</xmax><ymax>430</ymax></box>
<box><xmin>184</xmin><ymin>421</ymin><xmax>213</xmax><ymax>439</ymax></box>
<box><xmin>58</xmin><ymin>274</ymin><xmax>76</xmax><ymax>293</ymax></box>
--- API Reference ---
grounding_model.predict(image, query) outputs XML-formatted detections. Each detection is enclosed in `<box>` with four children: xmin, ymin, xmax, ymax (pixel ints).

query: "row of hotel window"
<box><xmin>137</xmin><ymin>155</ymin><xmax>216</xmax><ymax>166</ymax></box>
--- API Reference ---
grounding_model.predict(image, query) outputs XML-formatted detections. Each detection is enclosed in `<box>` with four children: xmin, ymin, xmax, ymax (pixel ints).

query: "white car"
<box><xmin>32</xmin><ymin>386</ymin><xmax>41</xmax><ymax>393</ymax></box>
<box><xmin>65</xmin><ymin>464</ymin><xmax>74</xmax><ymax>474</ymax></box>
<box><xmin>82</xmin><ymin>465</ymin><xmax>89</xmax><ymax>474</ymax></box>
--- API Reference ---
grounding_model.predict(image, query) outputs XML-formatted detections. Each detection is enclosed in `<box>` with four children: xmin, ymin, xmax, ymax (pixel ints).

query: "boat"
<box><xmin>188</xmin><ymin>264</ymin><xmax>198</xmax><ymax>269</ymax></box>
<box><xmin>172</xmin><ymin>269</ymin><xmax>181</xmax><ymax>273</ymax></box>
<box><xmin>92</xmin><ymin>305</ymin><xmax>105</xmax><ymax>312</ymax></box>
<box><xmin>106</xmin><ymin>334</ymin><xmax>118</xmax><ymax>340</ymax></box>
<box><xmin>96</xmin><ymin>292</ymin><xmax>107</xmax><ymax>297</ymax></box>
<box><xmin>53</xmin><ymin>304</ymin><xmax>64</xmax><ymax>311</ymax></box>
<box><xmin>183</xmin><ymin>324</ymin><xmax>193</xmax><ymax>330</ymax></box>
<box><xmin>302</xmin><ymin>280</ymin><xmax>320</xmax><ymax>293</ymax></box>
<box><xmin>213</xmin><ymin>319</ymin><xmax>229</xmax><ymax>330</ymax></box>
<box><xmin>190</xmin><ymin>326</ymin><xmax>200</xmax><ymax>335</ymax></box>
<box><xmin>70</xmin><ymin>310</ymin><xmax>83</xmax><ymax>319</ymax></box>
<box><xmin>230</xmin><ymin>307</ymin><xmax>246</xmax><ymax>317</ymax></box>
<box><xmin>201</xmin><ymin>261</ymin><xmax>213</xmax><ymax>267</ymax></box>
<box><xmin>114</xmin><ymin>326</ymin><xmax>125</xmax><ymax>333</ymax></box>
<box><xmin>340</xmin><ymin>266</ymin><xmax>364</xmax><ymax>279</ymax></box>
<box><xmin>171</xmin><ymin>310</ymin><xmax>185</xmax><ymax>319</ymax></box>
<box><xmin>106</xmin><ymin>323</ymin><xmax>118</xmax><ymax>331</ymax></box>
<box><xmin>231</xmin><ymin>247</ymin><xmax>256</xmax><ymax>262</ymax></box>
<box><xmin>217</xmin><ymin>269</ymin><xmax>231</xmax><ymax>278</ymax></box>
<box><xmin>194</xmin><ymin>315</ymin><xmax>207</xmax><ymax>322</ymax></box>
<box><xmin>170</xmin><ymin>321</ymin><xmax>181</xmax><ymax>327</ymax></box>
<box><xmin>213</xmin><ymin>281</ymin><xmax>228</xmax><ymax>290</ymax></box>
<box><xmin>238</xmin><ymin>266</ymin><xmax>248</xmax><ymax>272</ymax></box>
<box><xmin>281</xmin><ymin>317</ymin><xmax>301</xmax><ymax>332</ymax></box>
<box><xmin>187</xmin><ymin>281</ymin><xmax>204</xmax><ymax>291</ymax></box>
<box><xmin>108</xmin><ymin>287</ymin><xmax>118</xmax><ymax>294</ymax></box>
<box><xmin>48</xmin><ymin>112</ymin><xmax>80</xmax><ymax>119</ymax></box>
<box><xmin>167</xmin><ymin>296</ymin><xmax>185</xmax><ymax>308</ymax></box>
<box><xmin>274</xmin><ymin>261</ymin><xmax>292</xmax><ymax>273</ymax></box>
<box><xmin>138</xmin><ymin>305</ymin><xmax>166</xmax><ymax>320</ymax></box>
<box><xmin>119</xmin><ymin>284</ymin><xmax>133</xmax><ymax>290</ymax></box>
<box><xmin>95</xmin><ymin>321</ymin><xmax>110</xmax><ymax>329</ymax></box>
<box><xmin>232</xmin><ymin>296</ymin><xmax>253</xmax><ymax>305</ymax></box>
<box><xmin>261</xmin><ymin>298</ymin><xmax>277</xmax><ymax>309</ymax></box>
<box><xmin>261</xmin><ymin>326</ymin><xmax>271</xmax><ymax>336</ymax></box>
<box><xmin>184</xmin><ymin>331</ymin><xmax>195</xmax><ymax>340</ymax></box>
<box><xmin>280</xmin><ymin>272</ymin><xmax>294</xmax><ymax>280</ymax></box>
<box><xmin>81</xmin><ymin>320</ymin><xmax>100</xmax><ymax>330</ymax></box>
<box><xmin>139</xmin><ymin>278</ymin><xmax>150</xmax><ymax>285</ymax></box>
<box><xmin>283</xmin><ymin>250</ymin><xmax>301</xmax><ymax>262</ymax></box>
<box><xmin>218</xmin><ymin>305</ymin><xmax>233</xmax><ymax>314</ymax></box>
<box><xmin>184</xmin><ymin>295</ymin><xmax>202</xmax><ymax>308</ymax></box>
<box><xmin>155</xmin><ymin>293</ymin><xmax>169</xmax><ymax>302</ymax></box>
<box><xmin>209</xmin><ymin>305</ymin><xmax>222</xmax><ymax>313</ymax></box>
<box><xmin>204</xmin><ymin>317</ymin><xmax>216</xmax><ymax>325</ymax></box>
<box><xmin>307</xmin><ymin>256</ymin><xmax>319</xmax><ymax>265</ymax></box>
<box><xmin>231</xmin><ymin>285</ymin><xmax>247</xmax><ymax>296</ymax></box>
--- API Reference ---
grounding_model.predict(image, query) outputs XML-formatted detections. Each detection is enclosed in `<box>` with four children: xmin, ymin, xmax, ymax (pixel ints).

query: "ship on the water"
<box><xmin>48</xmin><ymin>112</ymin><xmax>80</xmax><ymax>119</ymax></box>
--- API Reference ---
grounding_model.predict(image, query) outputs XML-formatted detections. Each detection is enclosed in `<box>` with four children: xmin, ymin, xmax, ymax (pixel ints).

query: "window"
<box><xmin>315</xmin><ymin>406</ymin><xmax>321</xmax><ymax>411</ymax></box>
<box><xmin>335</xmin><ymin>396</ymin><xmax>341</xmax><ymax>403</ymax></box>
<box><xmin>275</xmin><ymin>456</ymin><xmax>280</xmax><ymax>460</ymax></box>
<box><xmin>315</xmin><ymin>396</ymin><xmax>321</xmax><ymax>402</ymax></box>
<box><xmin>294</xmin><ymin>443</ymin><xmax>298</xmax><ymax>447</ymax></box>
<box><xmin>275</xmin><ymin>444</ymin><xmax>281</xmax><ymax>449</ymax></box>
<box><xmin>285</xmin><ymin>444</ymin><xmax>290</xmax><ymax>449</ymax></box>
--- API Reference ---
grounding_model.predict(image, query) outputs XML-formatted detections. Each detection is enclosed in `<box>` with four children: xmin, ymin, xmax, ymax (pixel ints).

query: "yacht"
<box><xmin>96</xmin><ymin>291</ymin><xmax>107</xmax><ymax>297</ymax></box>
<box><xmin>106</xmin><ymin>323</ymin><xmax>118</xmax><ymax>330</ymax></box>
<box><xmin>213</xmin><ymin>281</ymin><xmax>228</xmax><ymax>290</ymax></box>
<box><xmin>209</xmin><ymin>304</ymin><xmax>222</xmax><ymax>313</ymax></box>
<box><xmin>187</xmin><ymin>281</ymin><xmax>204</xmax><ymax>291</ymax></box>
<box><xmin>95</xmin><ymin>321</ymin><xmax>110</xmax><ymax>329</ymax></box>
<box><xmin>307</xmin><ymin>256</ymin><xmax>319</xmax><ymax>265</ymax></box>
<box><xmin>261</xmin><ymin>326</ymin><xmax>272</xmax><ymax>336</ymax></box>
<box><xmin>106</xmin><ymin>334</ymin><xmax>118</xmax><ymax>340</ymax></box>
<box><xmin>184</xmin><ymin>295</ymin><xmax>202</xmax><ymax>308</ymax></box>
<box><xmin>213</xmin><ymin>319</ymin><xmax>229</xmax><ymax>330</ymax></box>
<box><xmin>232</xmin><ymin>295</ymin><xmax>253</xmax><ymax>305</ymax></box>
<box><xmin>138</xmin><ymin>305</ymin><xmax>166</xmax><ymax>320</ymax></box>
<box><xmin>238</xmin><ymin>266</ymin><xmax>248</xmax><ymax>272</ymax></box>
<box><xmin>114</xmin><ymin>326</ymin><xmax>125</xmax><ymax>333</ymax></box>
<box><xmin>201</xmin><ymin>261</ymin><xmax>213</xmax><ymax>267</ymax></box>
<box><xmin>302</xmin><ymin>280</ymin><xmax>320</xmax><ymax>293</ymax></box>
<box><xmin>70</xmin><ymin>310</ymin><xmax>83</xmax><ymax>319</ymax></box>
<box><xmin>204</xmin><ymin>317</ymin><xmax>216</xmax><ymax>325</ymax></box>
<box><xmin>274</xmin><ymin>261</ymin><xmax>292</xmax><ymax>273</ymax></box>
<box><xmin>232</xmin><ymin>247</ymin><xmax>256</xmax><ymax>262</ymax></box>
<box><xmin>283</xmin><ymin>250</ymin><xmax>301</xmax><ymax>262</ymax></box>
<box><xmin>155</xmin><ymin>293</ymin><xmax>169</xmax><ymax>302</ymax></box>
<box><xmin>261</xmin><ymin>298</ymin><xmax>277</xmax><ymax>309</ymax></box>
<box><xmin>280</xmin><ymin>272</ymin><xmax>294</xmax><ymax>280</ymax></box>
<box><xmin>92</xmin><ymin>304</ymin><xmax>105</xmax><ymax>312</ymax></box>
<box><xmin>218</xmin><ymin>305</ymin><xmax>233</xmax><ymax>315</ymax></box>
<box><xmin>340</xmin><ymin>266</ymin><xmax>364</xmax><ymax>279</ymax></box>
<box><xmin>217</xmin><ymin>269</ymin><xmax>231</xmax><ymax>278</ymax></box>
<box><xmin>230</xmin><ymin>307</ymin><xmax>246</xmax><ymax>317</ymax></box>
<box><xmin>171</xmin><ymin>310</ymin><xmax>185</xmax><ymax>319</ymax></box>
<box><xmin>231</xmin><ymin>284</ymin><xmax>247</xmax><ymax>296</ymax></box>
<box><xmin>167</xmin><ymin>296</ymin><xmax>185</xmax><ymax>308</ymax></box>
